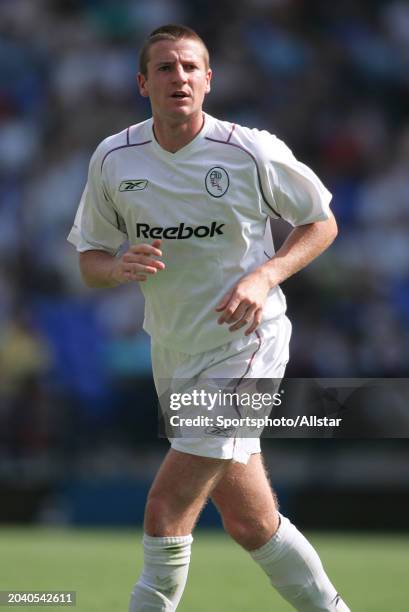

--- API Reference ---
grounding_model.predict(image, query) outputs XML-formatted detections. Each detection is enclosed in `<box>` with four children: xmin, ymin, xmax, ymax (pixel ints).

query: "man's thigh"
<box><xmin>211</xmin><ymin>453</ymin><xmax>278</xmax><ymax>527</ymax></box>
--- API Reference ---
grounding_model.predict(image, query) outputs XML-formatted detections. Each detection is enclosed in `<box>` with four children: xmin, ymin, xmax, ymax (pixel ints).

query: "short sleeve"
<box><xmin>67</xmin><ymin>146</ymin><xmax>127</xmax><ymax>255</ymax></box>
<box><xmin>257</xmin><ymin>132</ymin><xmax>332</xmax><ymax>226</ymax></box>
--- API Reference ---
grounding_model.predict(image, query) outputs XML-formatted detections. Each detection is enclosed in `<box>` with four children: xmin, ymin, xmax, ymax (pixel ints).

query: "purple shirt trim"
<box><xmin>227</xmin><ymin>123</ymin><xmax>236</xmax><ymax>143</ymax></box>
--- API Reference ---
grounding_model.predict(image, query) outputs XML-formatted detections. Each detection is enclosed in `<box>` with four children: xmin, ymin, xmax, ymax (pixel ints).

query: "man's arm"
<box><xmin>216</xmin><ymin>212</ymin><xmax>338</xmax><ymax>335</ymax></box>
<box><xmin>79</xmin><ymin>240</ymin><xmax>165</xmax><ymax>288</ymax></box>
<box><xmin>260</xmin><ymin>211</ymin><xmax>338</xmax><ymax>288</ymax></box>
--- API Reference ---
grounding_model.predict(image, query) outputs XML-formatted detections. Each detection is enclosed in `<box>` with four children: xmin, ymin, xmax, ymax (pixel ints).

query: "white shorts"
<box><xmin>151</xmin><ymin>315</ymin><xmax>292</xmax><ymax>464</ymax></box>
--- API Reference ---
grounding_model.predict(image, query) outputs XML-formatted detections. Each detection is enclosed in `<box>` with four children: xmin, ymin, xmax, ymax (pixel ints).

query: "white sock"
<box><xmin>250</xmin><ymin>514</ymin><xmax>350</xmax><ymax>611</ymax></box>
<box><xmin>129</xmin><ymin>534</ymin><xmax>193</xmax><ymax>611</ymax></box>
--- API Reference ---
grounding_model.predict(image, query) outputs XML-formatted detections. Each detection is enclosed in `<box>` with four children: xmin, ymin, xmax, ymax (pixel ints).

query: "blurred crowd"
<box><xmin>1</xmin><ymin>0</ymin><xmax>409</xmax><ymax>461</ymax></box>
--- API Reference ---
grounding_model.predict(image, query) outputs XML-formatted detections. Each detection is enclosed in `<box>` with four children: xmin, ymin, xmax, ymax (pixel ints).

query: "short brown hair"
<box><xmin>139</xmin><ymin>24</ymin><xmax>210</xmax><ymax>76</ymax></box>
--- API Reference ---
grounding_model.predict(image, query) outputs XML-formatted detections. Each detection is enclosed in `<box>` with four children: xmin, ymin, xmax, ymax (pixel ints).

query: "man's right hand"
<box><xmin>111</xmin><ymin>239</ymin><xmax>165</xmax><ymax>284</ymax></box>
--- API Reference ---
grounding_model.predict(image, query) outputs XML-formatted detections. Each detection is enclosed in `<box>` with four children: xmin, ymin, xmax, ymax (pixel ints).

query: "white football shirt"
<box><xmin>68</xmin><ymin>113</ymin><xmax>332</xmax><ymax>354</ymax></box>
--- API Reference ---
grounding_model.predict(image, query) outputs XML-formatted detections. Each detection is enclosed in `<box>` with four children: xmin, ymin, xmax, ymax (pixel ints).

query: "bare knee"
<box><xmin>143</xmin><ymin>449</ymin><xmax>228</xmax><ymax>537</ymax></box>
<box><xmin>144</xmin><ymin>493</ymin><xmax>170</xmax><ymax>535</ymax></box>
<box><xmin>144</xmin><ymin>487</ymin><xmax>204</xmax><ymax>537</ymax></box>
<box><xmin>222</xmin><ymin>513</ymin><xmax>278</xmax><ymax>551</ymax></box>
<box><xmin>144</xmin><ymin>492</ymin><xmax>183</xmax><ymax>536</ymax></box>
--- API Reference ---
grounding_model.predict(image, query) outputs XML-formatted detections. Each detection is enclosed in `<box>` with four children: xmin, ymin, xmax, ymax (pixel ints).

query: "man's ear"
<box><xmin>205</xmin><ymin>68</ymin><xmax>212</xmax><ymax>95</ymax></box>
<box><xmin>137</xmin><ymin>72</ymin><xmax>149</xmax><ymax>97</ymax></box>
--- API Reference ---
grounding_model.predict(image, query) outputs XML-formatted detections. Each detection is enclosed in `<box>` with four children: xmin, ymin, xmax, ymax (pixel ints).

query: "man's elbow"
<box><xmin>310</xmin><ymin>213</ymin><xmax>338</xmax><ymax>252</ymax></box>
<box><xmin>326</xmin><ymin>212</ymin><xmax>338</xmax><ymax>244</ymax></box>
<box><xmin>317</xmin><ymin>211</ymin><xmax>337</xmax><ymax>248</ymax></box>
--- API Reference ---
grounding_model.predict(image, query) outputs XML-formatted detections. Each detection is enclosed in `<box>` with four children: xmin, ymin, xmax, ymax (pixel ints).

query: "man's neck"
<box><xmin>152</xmin><ymin>112</ymin><xmax>205</xmax><ymax>153</ymax></box>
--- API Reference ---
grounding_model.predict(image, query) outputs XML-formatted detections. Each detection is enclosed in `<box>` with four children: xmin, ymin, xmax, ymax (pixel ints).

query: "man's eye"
<box><xmin>159</xmin><ymin>65</ymin><xmax>170</xmax><ymax>71</ymax></box>
<box><xmin>185</xmin><ymin>64</ymin><xmax>196</xmax><ymax>70</ymax></box>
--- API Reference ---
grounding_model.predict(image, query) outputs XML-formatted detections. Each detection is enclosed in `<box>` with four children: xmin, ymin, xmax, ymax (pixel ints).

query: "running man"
<box><xmin>68</xmin><ymin>24</ymin><xmax>350</xmax><ymax>612</ymax></box>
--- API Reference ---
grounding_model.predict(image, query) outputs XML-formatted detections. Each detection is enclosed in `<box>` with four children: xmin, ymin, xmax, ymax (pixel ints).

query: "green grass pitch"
<box><xmin>1</xmin><ymin>528</ymin><xmax>408</xmax><ymax>611</ymax></box>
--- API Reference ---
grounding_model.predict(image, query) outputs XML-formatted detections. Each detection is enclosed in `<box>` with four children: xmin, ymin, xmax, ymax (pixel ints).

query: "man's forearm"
<box><xmin>79</xmin><ymin>250</ymin><xmax>120</xmax><ymax>288</ymax></box>
<box><xmin>260</xmin><ymin>214</ymin><xmax>338</xmax><ymax>289</ymax></box>
<box><xmin>79</xmin><ymin>241</ymin><xmax>165</xmax><ymax>288</ymax></box>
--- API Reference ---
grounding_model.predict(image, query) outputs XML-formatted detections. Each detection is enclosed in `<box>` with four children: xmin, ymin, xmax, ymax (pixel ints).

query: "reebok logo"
<box><xmin>136</xmin><ymin>222</ymin><xmax>225</xmax><ymax>240</ymax></box>
<box><xmin>119</xmin><ymin>179</ymin><xmax>148</xmax><ymax>191</ymax></box>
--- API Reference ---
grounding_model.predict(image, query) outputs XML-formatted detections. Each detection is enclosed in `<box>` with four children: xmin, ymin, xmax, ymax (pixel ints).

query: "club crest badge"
<box><xmin>205</xmin><ymin>167</ymin><xmax>229</xmax><ymax>198</ymax></box>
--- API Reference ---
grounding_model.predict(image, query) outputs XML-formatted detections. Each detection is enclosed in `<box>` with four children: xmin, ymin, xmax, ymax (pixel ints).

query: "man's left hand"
<box><xmin>215</xmin><ymin>270</ymin><xmax>272</xmax><ymax>335</ymax></box>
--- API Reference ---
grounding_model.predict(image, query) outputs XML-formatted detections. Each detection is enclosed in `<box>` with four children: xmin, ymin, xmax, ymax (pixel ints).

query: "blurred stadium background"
<box><xmin>0</xmin><ymin>1</ymin><xmax>409</xmax><ymax>605</ymax></box>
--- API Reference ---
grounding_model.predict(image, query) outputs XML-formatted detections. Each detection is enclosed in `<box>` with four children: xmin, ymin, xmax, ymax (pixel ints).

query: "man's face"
<box><xmin>137</xmin><ymin>38</ymin><xmax>212</xmax><ymax>122</ymax></box>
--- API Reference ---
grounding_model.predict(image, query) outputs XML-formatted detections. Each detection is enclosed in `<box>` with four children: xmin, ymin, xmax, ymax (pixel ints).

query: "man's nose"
<box><xmin>172</xmin><ymin>64</ymin><xmax>188</xmax><ymax>83</ymax></box>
